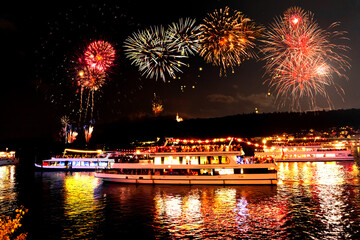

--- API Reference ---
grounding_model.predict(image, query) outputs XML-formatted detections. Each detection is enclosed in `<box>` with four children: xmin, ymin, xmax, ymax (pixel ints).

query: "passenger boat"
<box><xmin>34</xmin><ymin>148</ymin><xmax>115</xmax><ymax>171</ymax></box>
<box><xmin>0</xmin><ymin>151</ymin><xmax>18</xmax><ymax>166</ymax></box>
<box><xmin>254</xmin><ymin>141</ymin><xmax>353</xmax><ymax>162</ymax></box>
<box><xmin>95</xmin><ymin>138</ymin><xmax>278</xmax><ymax>185</ymax></box>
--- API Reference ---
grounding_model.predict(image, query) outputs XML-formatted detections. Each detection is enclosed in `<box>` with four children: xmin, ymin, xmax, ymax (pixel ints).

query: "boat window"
<box><xmin>235</xmin><ymin>156</ymin><xmax>243</xmax><ymax>164</ymax></box>
<box><xmin>154</xmin><ymin>157</ymin><xmax>162</xmax><ymax>165</ymax></box>
<box><xmin>200</xmin><ymin>169</ymin><xmax>212</xmax><ymax>175</ymax></box>
<box><xmin>164</xmin><ymin>156</ymin><xmax>180</xmax><ymax>165</ymax></box>
<box><xmin>199</xmin><ymin>156</ymin><xmax>209</xmax><ymax>164</ymax></box>
<box><xmin>73</xmin><ymin>161</ymin><xmax>80</xmax><ymax>166</ymax></box>
<box><xmin>210</xmin><ymin>156</ymin><xmax>219</xmax><ymax>164</ymax></box>
<box><xmin>215</xmin><ymin>169</ymin><xmax>234</xmax><ymax>175</ymax></box>
<box><xmin>99</xmin><ymin>161</ymin><xmax>108</xmax><ymax>167</ymax></box>
<box><xmin>220</xmin><ymin>156</ymin><xmax>229</xmax><ymax>164</ymax></box>
<box><xmin>243</xmin><ymin>168</ymin><xmax>269</xmax><ymax>174</ymax></box>
<box><xmin>181</xmin><ymin>156</ymin><xmax>198</xmax><ymax>165</ymax></box>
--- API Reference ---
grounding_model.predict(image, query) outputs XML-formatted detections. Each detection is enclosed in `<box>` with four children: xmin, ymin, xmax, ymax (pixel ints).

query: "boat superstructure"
<box><xmin>0</xmin><ymin>151</ymin><xmax>18</xmax><ymax>166</ymax></box>
<box><xmin>34</xmin><ymin>148</ymin><xmax>115</xmax><ymax>171</ymax></box>
<box><xmin>95</xmin><ymin>138</ymin><xmax>278</xmax><ymax>185</ymax></box>
<box><xmin>255</xmin><ymin>140</ymin><xmax>353</xmax><ymax>162</ymax></box>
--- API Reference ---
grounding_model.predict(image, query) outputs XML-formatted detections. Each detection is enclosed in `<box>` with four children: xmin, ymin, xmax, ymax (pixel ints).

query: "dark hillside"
<box><xmin>93</xmin><ymin>109</ymin><xmax>360</xmax><ymax>145</ymax></box>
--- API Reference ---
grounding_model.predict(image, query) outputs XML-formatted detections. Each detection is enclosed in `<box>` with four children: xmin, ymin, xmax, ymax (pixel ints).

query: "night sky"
<box><xmin>1</xmin><ymin>0</ymin><xmax>360</xmax><ymax>142</ymax></box>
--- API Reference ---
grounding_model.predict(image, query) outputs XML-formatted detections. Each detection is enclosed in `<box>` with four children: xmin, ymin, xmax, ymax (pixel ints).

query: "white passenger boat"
<box><xmin>0</xmin><ymin>151</ymin><xmax>18</xmax><ymax>166</ymax></box>
<box><xmin>95</xmin><ymin>138</ymin><xmax>278</xmax><ymax>185</ymax></box>
<box><xmin>255</xmin><ymin>142</ymin><xmax>353</xmax><ymax>162</ymax></box>
<box><xmin>34</xmin><ymin>148</ymin><xmax>115</xmax><ymax>171</ymax></box>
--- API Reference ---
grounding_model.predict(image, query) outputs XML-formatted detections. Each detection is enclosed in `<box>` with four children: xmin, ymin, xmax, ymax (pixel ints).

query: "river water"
<box><xmin>1</xmin><ymin>160</ymin><xmax>360</xmax><ymax>239</ymax></box>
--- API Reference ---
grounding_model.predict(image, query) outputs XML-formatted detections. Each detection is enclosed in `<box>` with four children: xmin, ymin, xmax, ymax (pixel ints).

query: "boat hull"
<box><xmin>274</xmin><ymin>156</ymin><xmax>354</xmax><ymax>162</ymax></box>
<box><xmin>95</xmin><ymin>173</ymin><xmax>278</xmax><ymax>185</ymax></box>
<box><xmin>0</xmin><ymin>159</ymin><xmax>18</xmax><ymax>166</ymax></box>
<box><xmin>34</xmin><ymin>163</ymin><xmax>108</xmax><ymax>171</ymax></box>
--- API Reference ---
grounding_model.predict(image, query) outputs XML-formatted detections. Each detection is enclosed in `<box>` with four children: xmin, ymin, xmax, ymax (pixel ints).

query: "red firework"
<box><xmin>261</xmin><ymin>7</ymin><xmax>350</xmax><ymax>110</ymax></box>
<box><xmin>84</xmin><ymin>40</ymin><xmax>115</xmax><ymax>71</ymax></box>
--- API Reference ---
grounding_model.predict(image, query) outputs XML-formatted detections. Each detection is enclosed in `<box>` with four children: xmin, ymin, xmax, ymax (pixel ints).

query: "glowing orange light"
<box><xmin>291</xmin><ymin>16</ymin><xmax>300</xmax><ymax>25</ymax></box>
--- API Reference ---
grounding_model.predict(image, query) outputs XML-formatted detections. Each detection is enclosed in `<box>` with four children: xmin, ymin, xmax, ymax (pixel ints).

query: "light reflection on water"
<box><xmin>62</xmin><ymin>173</ymin><xmax>104</xmax><ymax>239</ymax></box>
<box><xmin>0</xmin><ymin>165</ymin><xmax>16</xmax><ymax>212</ymax></box>
<box><xmin>0</xmin><ymin>161</ymin><xmax>359</xmax><ymax>239</ymax></box>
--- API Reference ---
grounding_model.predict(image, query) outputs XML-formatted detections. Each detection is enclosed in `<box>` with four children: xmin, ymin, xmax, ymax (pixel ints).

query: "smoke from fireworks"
<box><xmin>123</xmin><ymin>26</ymin><xmax>187</xmax><ymax>81</ymax></box>
<box><xmin>261</xmin><ymin>6</ymin><xmax>350</xmax><ymax>110</ymax></box>
<box><xmin>85</xmin><ymin>40</ymin><xmax>115</xmax><ymax>71</ymax></box>
<box><xmin>199</xmin><ymin>6</ymin><xmax>262</xmax><ymax>76</ymax></box>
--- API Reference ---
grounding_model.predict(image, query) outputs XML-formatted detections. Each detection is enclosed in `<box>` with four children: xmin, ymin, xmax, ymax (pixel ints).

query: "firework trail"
<box><xmin>124</xmin><ymin>26</ymin><xmax>187</xmax><ymax>81</ymax></box>
<box><xmin>199</xmin><ymin>6</ymin><xmax>262</xmax><ymax>76</ymax></box>
<box><xmin>76</xmin><ymin>41</ymin><xmax>115</xmax><ymax>124</ymax></box>
<box><xmin>152</xmin><ymin>93</ymin><xmax>164</xmax><ymax>116</ymax></box>
<box><xmin>84</xmin><ymin>125</ymin><xmax>94</xmax><ymax>143</ymax></box>
<box><xmin>77</xmin><ymin>66</ymin><xmax>106</xmax><ymax>123</ymax></box>
<box><xmin>61</xmin><ymin>115</ymin><xmax>70</xmax><ymax>143</ymax></box>
<box><xmin>85</xmin><ymin>40</ymin><xmax>115</xmax><ymax>71</ymax></box>
<box><xmin>261</xmin><ymin>6</ymin><xmax>350</xmax><ymax>110</ymax></box>
<box><xmin>167</xmin><ymin>18</ymin><xmax>201</xmax><ymax>56</ymax></box>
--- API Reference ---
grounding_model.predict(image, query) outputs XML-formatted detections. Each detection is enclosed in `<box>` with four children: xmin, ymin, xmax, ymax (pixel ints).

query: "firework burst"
<box><xmin>77</xmin><ymin>66</ymin><xmax>106</xmax><ymax>91</ymax></box>
<box><xmin>76</xmin><ymin>66</ymin><xmax>106</xmax><ymax>123</ymax></box>
<box><xmin>261</xmin><ymin>6</ymin><xmax>350</xmax><ymax>110</ymax></box>
<box><xmin>199</xmin><ymin>6</ymin><xmax>262</xmax><ymax>76</ymax></box>
<box><xmin>124</xmin><ymin>26</ymin><xmax>187</xmax><ymax>81</ymax></box>
<box><xmin>167</xmin><ymin>18</ymin><xmax>201</xmax><ymax>56</ymax></box>
<box><xmin>85</xmin><ymin>40</ymin><xmax>115</xmax><ymax>71</ymax></box>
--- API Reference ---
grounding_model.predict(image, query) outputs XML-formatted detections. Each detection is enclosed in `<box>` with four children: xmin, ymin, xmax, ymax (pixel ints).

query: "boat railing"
<box><xmin>51</xmin><ymin>153</ymin><xmax>110</xmax><ymax>160</ymax></box>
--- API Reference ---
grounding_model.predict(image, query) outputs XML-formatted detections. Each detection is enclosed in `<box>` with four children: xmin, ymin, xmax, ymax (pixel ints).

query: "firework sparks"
<box><xmin>152</xmin><ymin>93</ymin><xmax>164</xmax><ymax>116</ymax></box>
<box><xmin>124</xmin><ymin>26</ymin><xmax>187</xmax><ymax>81</ymax></box>
<box><xmin>77</xmin><ymin>66</ymin><xmax>106</xmax><ymax>91</ymax></box>
<box><xmin>76</xmin><ymin>66</ymin><xmax>106</xmax><ymax>123</ymax></box>
<box><xmin>85</xmin><ymin>40</ymin><xmax>115</xmax><ymax>71</ymax></box>
<box><xmin>84</xmin><ymin>125</ymin><xmax>94</xmax><ymax>143</ymax></box>
<box><xmin>199</xmin><ymin>6</ymin><xmax>262</xmax><ymax>76</ymax></box>
<box><xmin>176</xmin><ymin>113</ymin><xmax>183</xmax><ymax>122</ymax></box>
<box><xmin>67</xmin><ymin>130</ymin><xmax>78</xmax><ymax>144</ymax></box>
<box><xmin>261</xmin><ymin>6</ymin><xmax>350</xmax><ymax>110</ymax></box>
<box><xmin>61</xmin><ymin>115</ymin><xmax>70</xmax><ymax>127</ymax></box>
<box><xmin>167</xmin><ymin>18</ymin><xmax>201</xmax><ymax>56</ymax></box>
<box><xmin>61</xmin><ymin>115</ymin><xmax>70</xmax><ymax>143</ymax></box>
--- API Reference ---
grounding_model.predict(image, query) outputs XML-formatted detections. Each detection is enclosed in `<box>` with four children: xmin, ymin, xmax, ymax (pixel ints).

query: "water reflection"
<box><xmin>30</xmin><ymin>171</ymin><xmax>104</xmax><ymax>239</ymax></box>
<box><xmin>1</xmin><ymin>161</ymin><xmax>359</xmax><ymax>239</ymax></box>
<box><xmin>151</xmin><ymin>185</ymin><xmax>281</xmax><ymax>239</ymax></box>
<box><xmin>62</xmin><ymin>173</ymin><xmax>103</xmax><ymax>239</ymax></box>
<box><xmin>0</xmin><ymin>165</ymin><xmax>17</xmax><ymax>214</ymax></box>
<box><xmin>278</xmin><ymin>161</ymin><xmax>359</xmax><ymax>185</ymax></box>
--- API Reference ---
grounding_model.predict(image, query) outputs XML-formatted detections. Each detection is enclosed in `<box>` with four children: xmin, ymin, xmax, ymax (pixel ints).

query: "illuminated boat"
<box><xmin>254</xmin><ymin>142</ymin><xmax>353</xmax><ymax>162</ymax></box>
<box><xmin>0</xmin><ymin>151</ymin><xmax>18</xmax><ymax>166</ymax></box>
<box><xmin>95</xmin><ymin>138</ymin><xmax>278</xmax><ymax>185</ymax></box>
<box><xmin>34</xmin><ymin>149</ymin><xmax>115</xmax><ymax>171</ymax></box>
